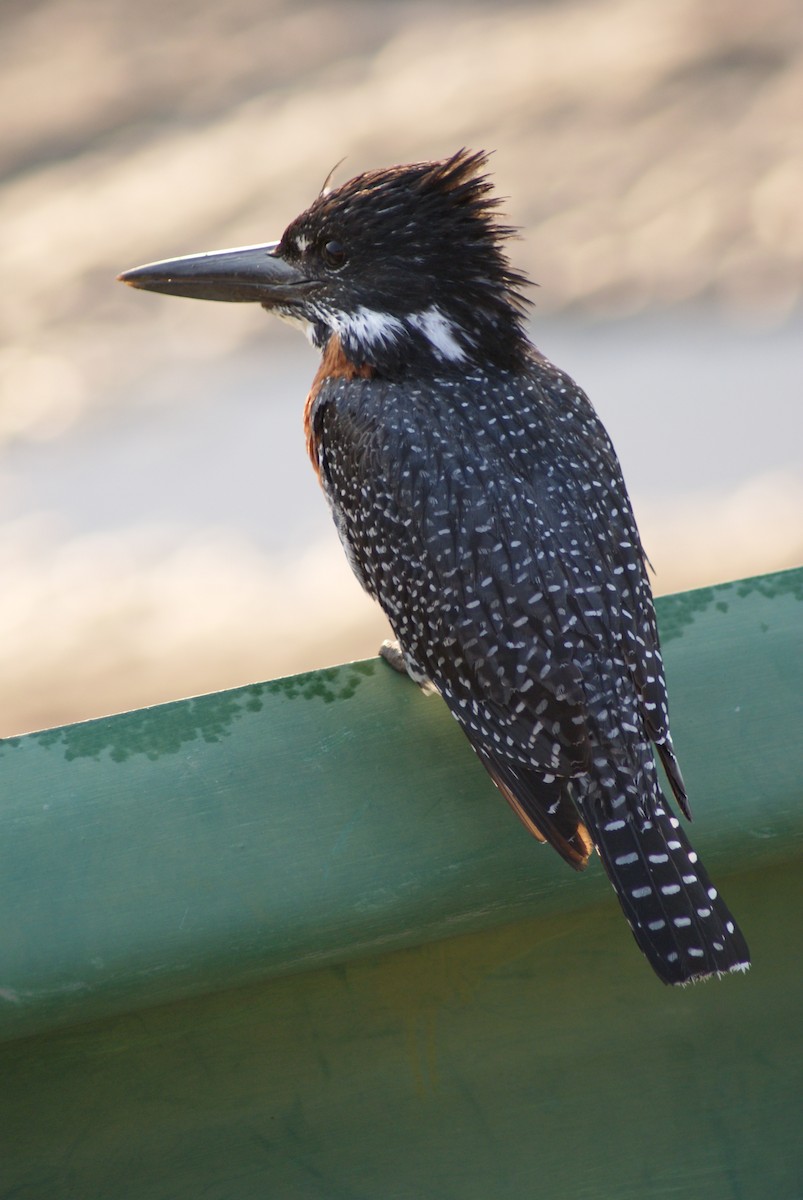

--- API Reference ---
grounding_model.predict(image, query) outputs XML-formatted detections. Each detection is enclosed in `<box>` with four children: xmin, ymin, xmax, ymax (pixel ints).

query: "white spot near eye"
<box><xmin>296</xmin><ymin>234</ymin><xmax>310</xmax><ymax>253</ymax></box>
<box><xmin>407</xmin><ymin>306</ymin><xmax>467</xmax><ymax>362</ymax></box>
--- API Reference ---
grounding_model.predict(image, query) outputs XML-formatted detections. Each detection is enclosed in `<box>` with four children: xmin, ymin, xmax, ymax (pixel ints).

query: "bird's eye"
<box><xmin>322</xmin><ymin>239</ymin><xmax>347</xmax><ymax>269</ymax></box>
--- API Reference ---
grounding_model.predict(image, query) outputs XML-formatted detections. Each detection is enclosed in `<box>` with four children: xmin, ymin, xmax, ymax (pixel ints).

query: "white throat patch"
<box><xmin>315</xmin><ymin>302</ymin><xmax>469</xmax><ymax>364</ymax></box>
<box><xmin>276</xmin><ymin>308</ymin><xmax>317</xmax><ymax>344</ymax></box>
<box><xmin>334</xmin><ymin>306</ymin><xmax>405</xmax><ymax>350</ymax></box>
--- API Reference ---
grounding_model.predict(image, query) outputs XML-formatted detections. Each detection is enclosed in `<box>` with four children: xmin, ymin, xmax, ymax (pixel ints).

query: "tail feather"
<box><xmin>580</xmin><ymin>769</ymin><xmax>750</xmax><ymax>986</ymax></box>
<box><xmin>656</xmin><ymin>736</ymin><xmax>692</xmax><ymax>820</ymax></box>
<box><xmin>471</xmin><ymin>733</ymin><xmax>749</xmax><ymax>986</ymax></box>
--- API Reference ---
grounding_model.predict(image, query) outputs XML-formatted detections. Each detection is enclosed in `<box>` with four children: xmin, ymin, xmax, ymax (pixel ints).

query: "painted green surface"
<box><xmin>1</xmin><ymin>863</ymin><xmax>799</xmax><ymax>1200</ymax></box>
<box><xmin>0</xmin><ymin>567</ymin><xmax>801</xmax><ymax>1197</ymax></box>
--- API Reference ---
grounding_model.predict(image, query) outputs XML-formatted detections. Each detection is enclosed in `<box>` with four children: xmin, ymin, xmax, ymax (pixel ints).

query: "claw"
<box><xmin>379</xmin><ymin>639</ymin><xmax>438</xmax><ymax>695</ymax></box>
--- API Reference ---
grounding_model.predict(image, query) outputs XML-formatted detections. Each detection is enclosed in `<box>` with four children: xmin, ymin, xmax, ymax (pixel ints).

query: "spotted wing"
<box><xmin>311</xmin><ymin>365</ymin><xmax>679</xmax><ymax>854</ymax></box>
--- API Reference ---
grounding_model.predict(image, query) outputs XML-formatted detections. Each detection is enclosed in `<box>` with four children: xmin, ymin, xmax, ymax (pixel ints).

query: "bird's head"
<box><xmin>119</xmin><ymin>149</ymin><xmax>532</xmax><ymax>376</ymax></box>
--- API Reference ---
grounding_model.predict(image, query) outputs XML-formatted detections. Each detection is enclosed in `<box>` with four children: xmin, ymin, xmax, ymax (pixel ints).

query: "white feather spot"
<box><xmin>408</xmin><ymin>306</ymin><xmax>467</xmax><ymax>362</ymax></box>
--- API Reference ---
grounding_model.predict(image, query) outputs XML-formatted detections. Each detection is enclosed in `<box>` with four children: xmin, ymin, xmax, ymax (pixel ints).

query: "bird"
<box><xmin>119</xmin><ymin>149</ymin><xmax>750</xmax><ymax>986</ymax></box>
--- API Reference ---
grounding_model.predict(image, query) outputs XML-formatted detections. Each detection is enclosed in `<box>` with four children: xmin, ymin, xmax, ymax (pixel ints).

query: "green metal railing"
<box><xmin>1</xmin><ymin>567</ymin><xmax>801</xmax><ymax>1198</ymax></box>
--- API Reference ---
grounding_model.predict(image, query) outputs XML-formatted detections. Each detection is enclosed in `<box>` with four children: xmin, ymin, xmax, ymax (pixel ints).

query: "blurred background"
<box><xmin>1</xmin><ymin>0</ymin><xmax>801</xmax><ymax>736</ymax></box>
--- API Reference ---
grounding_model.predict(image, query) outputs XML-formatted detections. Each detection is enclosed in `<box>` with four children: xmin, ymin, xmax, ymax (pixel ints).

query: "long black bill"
<box><xmin>117</xmin><ymin>241</ymin><xmax>314</xmax><ymax>304</ymax></box>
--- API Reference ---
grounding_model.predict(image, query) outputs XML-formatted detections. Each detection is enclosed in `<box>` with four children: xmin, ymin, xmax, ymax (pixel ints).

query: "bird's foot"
<box><xmin>379</xmin><ymin>639</ymin><xmax>408</xmax><ymax>674</ymax></box>
<box><xmin>379</xmin><ymin>639</ymin><xmax>438</xmax><ymax>696</ymax></box>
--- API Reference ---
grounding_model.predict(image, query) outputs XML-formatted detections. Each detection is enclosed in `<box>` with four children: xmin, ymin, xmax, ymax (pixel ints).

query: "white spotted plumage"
<box><xmin>309</xmin><ymin>354</ymin><xmax>750</xmax><ymax>985</ymax></box>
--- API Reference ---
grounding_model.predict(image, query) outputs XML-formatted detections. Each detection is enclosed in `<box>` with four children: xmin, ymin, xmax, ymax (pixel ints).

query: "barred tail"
<box><xmin>580</xmin><ymin>779</ymin><xmax>751</xmax><ymax>986</ymax></box>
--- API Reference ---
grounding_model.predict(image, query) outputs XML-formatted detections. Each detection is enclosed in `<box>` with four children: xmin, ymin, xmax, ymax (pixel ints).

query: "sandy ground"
<box><xmin>1</xmin><ymin>0</ymin><xmax>801</xmax><ymax>735</ymax></box>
